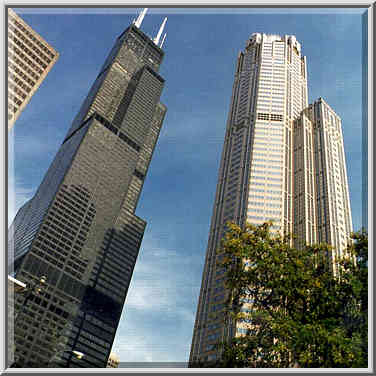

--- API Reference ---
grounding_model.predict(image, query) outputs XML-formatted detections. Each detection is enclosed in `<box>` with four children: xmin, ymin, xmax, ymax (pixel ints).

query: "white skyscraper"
<box><xmin>189</xmin><ymin>33</ymin><xmax>352</xmax><ymax>365</ymax></box>
<box><xmin>309</xmin><ymin>98</ymin><xmax>353</xmax><ymax>268</ymax></box>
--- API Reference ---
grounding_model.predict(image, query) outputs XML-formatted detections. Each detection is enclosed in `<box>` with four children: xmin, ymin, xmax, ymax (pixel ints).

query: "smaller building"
<box><xmin>8</xmin><ymin>275</ymin><xmax>27</xmax><ymax>366</ymax></box>
<box><xmin>8</xmin><ymin>8</ymin><xmax>59</xmax><ymax>129</ymax></box>
<box><xmin>107</xmin><ymin>352</ymin><xmax>120</xmax><ymax>368</ymax></box>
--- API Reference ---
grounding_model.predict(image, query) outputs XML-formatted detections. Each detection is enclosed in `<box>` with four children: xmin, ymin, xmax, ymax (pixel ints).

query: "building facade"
<box><xmin>9</xmin><ymin>18</ymin><xmax>167</xmax><ymax>367</ymax></box>
<box><xmin>106</xmin><ymin>352</ymin><xmax>120</xmax><ymax>368</ymax></box>
<box><xmin>309</xmin><ymin>98</ymin><xmax>353</xmax><ymax>269</ymax></box>
<box><xmin>7</xmin><ymin>276</ymin><xmax>27</xmax><ymax>366</ymax></box>
<box><xmin>189</xmin><ymin>33</ymin><xmax>352</xmax><ymax>364</ymax></box>
<box><xmin>8</xmin><ymin>8</ymin><xmax>59</xmax><ymax>130</ymax></box>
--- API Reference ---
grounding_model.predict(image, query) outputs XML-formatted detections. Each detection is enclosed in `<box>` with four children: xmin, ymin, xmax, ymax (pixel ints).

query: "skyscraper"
<box><xmin>9</xmin><ymin>10</ymin><xmax>167</xmax><ymax>368</ymax></box>
<box><xmin>189</xmin><ymin>33</ymin><xmax>352</xmax><ymax>364</ymax></box>
<box><xmin>8</xmin><ymin>8</ymin><xmax>59</xmax><ymax>130</ymax></box>
<box><xmin>301</xmin><ymin>98</ymin><xmax>353</xmax><ymax>270</ymax></box>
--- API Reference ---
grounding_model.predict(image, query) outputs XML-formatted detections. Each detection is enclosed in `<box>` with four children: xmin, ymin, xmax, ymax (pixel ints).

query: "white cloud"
<box><xmin>124</xmin><ymin>236</ymin><xmax>195</xmax><ymax>312</ymax></box>
<box><xmin>113</xmin><ymin>313</ymin><xmax>192</xmax><ymax>363</ymax></box>
<box><xmin>114</xmin><ymin>334</ymin><xmax>178</xmax><ymax>363</ymax></box>
<box><xmin>111</xmin><ymin>235</ymin><xmax>198</xmax><ymax>363</ymax></box>
<box><xmin>7</xmin><ymin>132</ymin><xmax>35</xmax><ymax>227</ymax></box>
<box><xmin>12</xmin><ymin>129</ymin><xmax>61</xmax><ymax>160</ymax></box>
<box><xmin>8</xmin><ymin>175</ymin><xmax>34</xmax><ymax>225</ymax></box>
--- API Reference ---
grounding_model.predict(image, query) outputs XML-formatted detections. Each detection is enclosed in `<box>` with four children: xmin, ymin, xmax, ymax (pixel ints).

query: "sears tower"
<box><xmin>9</xmin><ymin>9</ymin><xmax>167</xmax><ymax>367</ymax></box>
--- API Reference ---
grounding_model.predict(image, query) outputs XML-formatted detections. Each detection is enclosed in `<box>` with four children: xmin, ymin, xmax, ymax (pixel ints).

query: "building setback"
<box><xmin>307</xmin><ymin>98</ymin><xmax>353</xmax><ymax>270</ymax></box>
<box><xmin>9</xmin><ymin>13</ymin><xmax>167</xmax><ymax>367</ymax></box>
<box><xmin>7</xmin><ymin>8</ymin><xmax>59</xmax><ymax>130</ymax></box>
<box><xmin>189</xmin><ymin>33</ymin><xmax>352</xmax><ymax>364</ymax></box>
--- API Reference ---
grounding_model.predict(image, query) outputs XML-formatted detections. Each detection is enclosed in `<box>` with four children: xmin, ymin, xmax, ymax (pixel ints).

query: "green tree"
<box><xmin>213</xmin><ymin>222</ymin><xmax>367</xmax><ymax>368</ymax></box>
<box><xmin>338</xmin><ymin>229</ymin><xmax>368</xmax><ymax>367</ymax></box>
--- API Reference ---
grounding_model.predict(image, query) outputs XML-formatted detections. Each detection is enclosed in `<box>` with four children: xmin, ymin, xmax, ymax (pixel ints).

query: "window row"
<box><xmin>248</xmin><ymin>201</ymin><xmax>282</xmax><ymax>208</ymax></box>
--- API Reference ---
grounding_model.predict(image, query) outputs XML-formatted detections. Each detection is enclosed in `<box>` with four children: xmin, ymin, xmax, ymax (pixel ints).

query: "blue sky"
<box><xmin>8</xmin><ymin>7</ymin><xmax>366</xmax><ymax>363</ymax></box>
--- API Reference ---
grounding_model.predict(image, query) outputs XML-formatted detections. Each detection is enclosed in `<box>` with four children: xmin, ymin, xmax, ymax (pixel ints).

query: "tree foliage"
<box><xmin>213</xmin><ymin>222</ymin><xmax>368</xmax><ymax>368</ymax></box>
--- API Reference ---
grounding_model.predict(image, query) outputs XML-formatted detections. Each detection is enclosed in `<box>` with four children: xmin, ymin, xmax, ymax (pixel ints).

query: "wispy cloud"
<box><xmin>111</xmin><ymin>234</ymin><xmax>198</xmax><ymax>362</ymax></box>
<box><xmin>114</xmin><ymin>321</ymin><xmax>185</xmax><ymax>363</ymax></box>
<box><xmin>7</xmin><ymin>130</ymin><xmax>51</xmax><ymax>225</ymax></box>
<box><xmin>8</xmin><ymin>174</ymin><xmax>34</xmax><ymax>225</ymax></box>
<box><xmin>8</xmin><ymin>134</ymin><xmax>33</xmax><ymax>225</ymax></box>
<box><xmin>124</xmin><ymin>234</ymin><xmax>198</xmax><ymax>311</ymax></box>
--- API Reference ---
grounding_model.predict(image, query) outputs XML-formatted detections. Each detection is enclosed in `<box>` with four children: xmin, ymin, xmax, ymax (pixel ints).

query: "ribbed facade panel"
<box><xmin>293</xmin><ymin>109</ymin><xmax>317</xmax><ymax>249</ymax></box>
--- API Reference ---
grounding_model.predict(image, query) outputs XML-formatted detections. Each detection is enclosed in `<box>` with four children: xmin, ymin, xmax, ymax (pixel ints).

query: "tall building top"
<box><xmin>131</xmin><ymin>8</ymin><xmax>167</xmax><ymax>49</ymax></box>
<box><xmin>247</xmin><ymin>33</ymin><xmax>302</xmax><ymax>54</ymax></box>
<box><xmin>119</xmin><ymin>22</ymin><xmax>166</xmax><ymax>59</ymax></box>
<box><xmin>8</xmin><ymin>8</ymin><xmax>59</xmax><ymax>129</ymax></box>
<box><xmin>311</xmin><ymin>97</ymin><xmax>341</xmax><ymax>119</ymax></box>
<box><xmin>8</xmin><ymin>8</ymin><xmax>59</xmax><ymax>58</ymax></box>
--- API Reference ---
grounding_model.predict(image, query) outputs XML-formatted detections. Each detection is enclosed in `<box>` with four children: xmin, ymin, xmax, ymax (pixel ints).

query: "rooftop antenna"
<box><xmin>160</xmin><ymin>32</ymin><xmax>167</xmax><ymax>48</ymax></box>
<box><xmin>133</xmin><ymin>8</ymin><xmax>148</xmax><ymax>28</ymax></box>
<box><xmin>153</xmin><ymin>17</ymin><xmax>167</xmax><ymax>45</ymax></box>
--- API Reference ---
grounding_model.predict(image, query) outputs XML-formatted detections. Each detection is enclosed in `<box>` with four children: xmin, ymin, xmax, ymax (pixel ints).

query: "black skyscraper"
<box><xmin>9</xmin><ymin>12</ymin><xmax>167</xmax><ymax>367</ymax></box>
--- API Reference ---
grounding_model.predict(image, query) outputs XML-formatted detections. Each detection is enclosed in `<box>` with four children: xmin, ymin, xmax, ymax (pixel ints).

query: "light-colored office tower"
<box><xmin>190</xmin><ymin>33</ymin><xmax>309</xmax><ymax>365</ymax></box>
<box><xmin>106</xmin><ymin>352</ymin><xmax>120</xmax><ymax>368</ymax></box>
<box><xmin>309</xmin><ymin>98</ymin><xmax>353</xmax><ymax>269</ymax></box>
<box><xmin>7</xmin><ymin>8</ymin><xmax>59</xmax><ymax>130</ymax></box>
<box><xmin>189</xmin><ymin>33</ymin><xmax>352</xmax><ymax>365</ymax></box>
<box><xmin>293</xmin><ymin>99</ymin><xmax>353</xmax><ymax>263</ymax></box>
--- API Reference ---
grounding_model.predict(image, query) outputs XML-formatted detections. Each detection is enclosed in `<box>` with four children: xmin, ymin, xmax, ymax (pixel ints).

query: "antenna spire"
<box><xmin>133</xmin><ymin>8</ymin><xmax>148</xmax><ymax>28</ymax></box>
<box><xmin>153</xmin><ymin>17</ymin><xmax>167</xmax><ymax>45</ymax></box>
<box><xmin>160</xmin><ymin>33</ymin><xmax>167</xmax><ymax>48</ymax></box>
